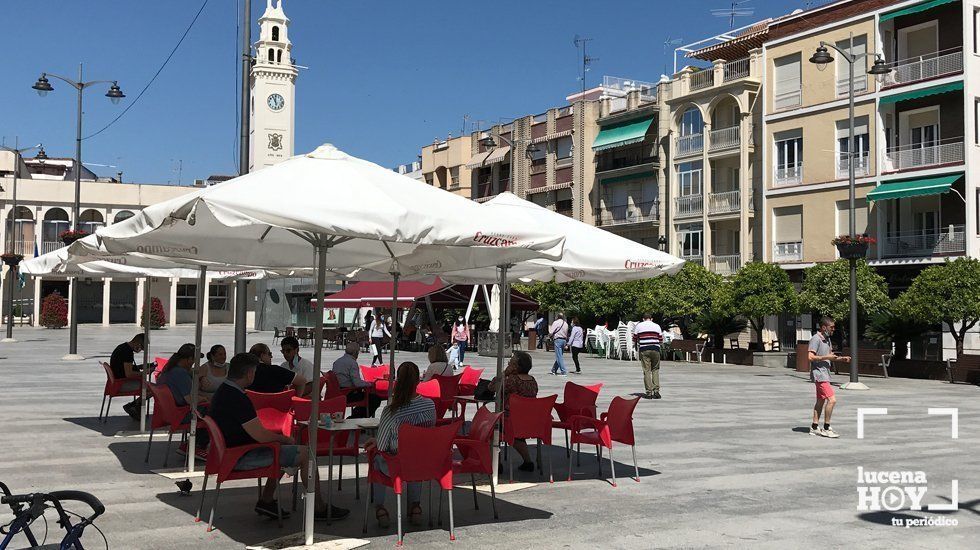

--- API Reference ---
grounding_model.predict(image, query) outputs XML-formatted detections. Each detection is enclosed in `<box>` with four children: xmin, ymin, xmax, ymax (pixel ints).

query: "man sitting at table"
<box><xmin>208</xmin><ymin>352</ymin><xmax>349</xmax><ymax>520</ymax></box>
<box><xmin>280</xmin><ymin>336</ymin><xmax>316</xmax><ymax>383</ymax></box>
<box><xmin>110</xmin><ymin>333</ymin><xmax>146</xmax><ymax>420</ymax></box>
<box><xmin>331</xmin><ymin>342</ymin><xmax>380</xmax><ymax>418</ymax></box>
<box><xmin>248</xmin><ymin>343</ymin><xmax>309</xmax><ymax>396</ymax></box>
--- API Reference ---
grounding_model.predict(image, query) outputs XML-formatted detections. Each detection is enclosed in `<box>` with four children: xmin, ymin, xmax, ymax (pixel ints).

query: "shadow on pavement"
<box><xmin>107</xmin><ymin>440</ymin><xmax>180</xmax><ymax>474</ymax></box>
<box><xmin>65</xmin><ymin>415</ymin><xmax>143</xmax><ymax>437</ymax></box>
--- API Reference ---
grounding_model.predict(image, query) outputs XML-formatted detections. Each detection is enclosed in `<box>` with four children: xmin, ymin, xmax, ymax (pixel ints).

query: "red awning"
<box><xmin>313</xmin><ymin>279</ymin><xmax>538</xmax><ymax>310</ymax></box>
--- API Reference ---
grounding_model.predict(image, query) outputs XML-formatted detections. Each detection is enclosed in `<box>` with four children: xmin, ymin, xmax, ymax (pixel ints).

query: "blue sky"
<box><xmin>1</xmin><ymin>0</ymin><xmax>809</xmax><ymax>184</ymax></box>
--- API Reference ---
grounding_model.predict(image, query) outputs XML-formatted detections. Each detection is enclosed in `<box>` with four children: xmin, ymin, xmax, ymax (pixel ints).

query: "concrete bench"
<box><xmin>946</xmin><ymin>354</ymin><xmax>980</xmax><ymax>384</ymax></box>
<box><xmin>667</xmin><ymin>339</ymin><xmax>708</xmax><ymax>362</ymax></box>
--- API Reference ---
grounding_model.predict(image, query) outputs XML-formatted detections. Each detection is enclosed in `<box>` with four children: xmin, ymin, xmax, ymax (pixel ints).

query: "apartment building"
<box><xmin>421</xmin><ymin>135</ymin><xmax>473</xmax><ymax>199</ymax></box>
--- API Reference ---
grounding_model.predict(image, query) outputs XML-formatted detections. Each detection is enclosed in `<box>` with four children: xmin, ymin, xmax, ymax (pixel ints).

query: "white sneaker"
<box><xmin>809</xmin><ymin>427</ymin><xmax>824</xmax><ymax>436</ymax></box>
<box><xmin>822</xmin><ymin>427</ymin><xmax>840</xmax><ymax>438</ymax></box>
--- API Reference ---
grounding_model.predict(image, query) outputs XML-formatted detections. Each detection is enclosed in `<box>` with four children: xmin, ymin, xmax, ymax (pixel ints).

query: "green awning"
<box><xmin>592</xmin><ymin>116</ymin><xmax>654</xmax><ymax>151</ymax></box>
<box><xmin>879</xmin><ymin>81</ymin><xmax>963</xmax><ymax>105</ymax></box>
<box><xmin>601</xmin><ymin>171</ymin><xmax>656</xmax><ymax>185</ymax></box>
<box><xmin>880</xmin><ymin>0</ymin><xmax>958</xmax><ymax>22</ymax></box>
<box><xmin>867</xmin><ymin>173</ymin><xmax>962</xmax><ymax>201</ymax></box>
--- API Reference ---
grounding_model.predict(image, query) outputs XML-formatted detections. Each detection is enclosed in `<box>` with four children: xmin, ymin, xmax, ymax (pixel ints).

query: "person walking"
<box><xmin>451</xmin><ymin>316</ymin><xmax>470</xmax><ymax>365</ymax></box>
<box><xmin>808</xmin><ymin>317</ymin><xmax>849</xmax><ymax>438</ymax></box>
<box><xmin>369</xmin><ymin>314</ymin><xmax>391</xmax><ymax>366</ymax></box>
<box><xmin>363</xmin><ymin>309</ymin><xmax>374</xmax><ymax>331</ymax></box>
<box><xmin>568</xmin><ymin>317</ymin><xmax>585</xmax><ymax>374</ymax></box>
<box><xmin>549</xmin><ymin>313</ymin><xmax>569</xmax><ymax>376</ymax></box>
<box><xmin>534</xmin><ymin>313</ymin><xmax>547</xmax><ymax>349</ymax></box>
<box><xmin>633</xmin><ymin>313</ymin><xmax>663</xmax><ymax>399</ymax></box>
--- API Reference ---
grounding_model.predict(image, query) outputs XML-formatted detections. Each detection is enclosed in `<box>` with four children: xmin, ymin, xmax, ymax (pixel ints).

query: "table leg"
<box><xmin>326</xmin><ymin>433</ymin><xmax>334</xmax><ymax>525</ymax></box>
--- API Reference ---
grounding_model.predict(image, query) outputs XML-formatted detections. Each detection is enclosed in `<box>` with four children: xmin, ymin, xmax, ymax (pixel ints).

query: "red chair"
<box><xmin>246</xmin><ymin>389</ymin><xmax>295</xmax><ymax>434</ymax></box>
<box><xmin>360</xmin><ymin>365</ymin><xmax>389</xmax><ymax>399</ymax></box>
<box><xmin>568</xmin><ymin>396</ymin><xmax>641</xmax><ymax>487</ymax></box>
<box><xmin>452</xmin><ymin>406</ymin><xmax>503</xmax><ymax>518</ymax></box>
<box><xmin>144</xmin><ymin>383</ymin><xmax>191</xmax><ymax>467</ymax></box>
<box><xmin>552</xmin><ymin>382</ymin><xmax>603</xmax><ymax>459</ymax></box>
<box><xmin>151</xmin><ymin>356</ymin><xmax>170</xmax><ymax>382</ymax></box>
<box><xmin>362</xmin><ymin>421</ymin><xmax>463</xmax><ymax>545</ymax></box>
<box><xmin>98</xmin><ymin>362</ymin><xmax>142</xmax><ymax>423</ymax></box>
<box><xmin>195</xmin><ymin>414</ymin><xmax>285</xmax><ymax>532</ymax></box>
<box><xmin>503</xmin><ymin>394</ymin><xmax>558</xmax><ymax>483</ymax></box>
<box><xmin>288</xmin><ymin>395</ymin><xmax>361</xmax><ymax>508</ymax></box>
<box><xmin>320</xmin><ymin>371</ymin><xmax>369</xmax><ymax>414</ymax></box>
<box><xmin>456</xmin><ymin>366</ymin><xmax>484</xmax><ymax>396</ymax></box>
<box><xmin>416</xmin><ymin>380</ymin><xmax>454</xmax><ymax>423</ymax></box>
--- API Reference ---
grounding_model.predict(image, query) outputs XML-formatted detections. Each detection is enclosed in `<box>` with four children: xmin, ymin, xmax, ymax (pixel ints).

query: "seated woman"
<box><xmin>199</xmin><ymin>344</ymin><xmax>228</xmax><ymax>399</ymax></box>
<box><xmin>157</xmin><ymin>343</ymin><xmax>201</xmax><ymax>408</ymax></box>
<box><xmin>364</xmin><ymin>362</ymin><xmax>435</xmax><ymax>528</ymax></box>
<box><xmin>421</xmin><ymin>344</ymin><xmax>452</xmax><ymax>381</ymax></box>
<box><xmin>489</xmin><ymin>351</ymin><xmax>538</xmax><ymax>472</ymax></box>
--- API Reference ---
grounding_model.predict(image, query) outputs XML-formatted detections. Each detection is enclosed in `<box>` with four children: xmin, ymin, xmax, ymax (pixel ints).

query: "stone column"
<box><xmin>33</xmin><ymin>279</ymin><xmax>41</xmax><ymax>323</ymax></box>
<box><xmin>136</xmin><ymin>278</ymin><xmax>145</xmax><ymax>325</ymax></box>
<box><xmin>102</xmin><ymin>278</ymin><xmax>111</xmax><ymax>326</ymax></box>
<box><xmin>169</xmin><ymin>278</ymin><xmax>178</xmax><ymax>327</ymax></box>
<box><xmin>202</xmin><ymin>278</ymin><xmax>211</xmax><ymax>327</ymax></box>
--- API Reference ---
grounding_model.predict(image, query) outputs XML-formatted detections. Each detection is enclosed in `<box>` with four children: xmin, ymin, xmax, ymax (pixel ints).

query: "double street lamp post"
<box><xmin>2</xmin><ymin>141</ymin><xmax>45</xmax><ymax>343</ymax></box>
<box><xmin>33</xmin><ymin>63</ymin><xmax>124</xmax><ymax>360</ymax></box>
<box><xmin>809</xmin><ymin>34</ymin><xmax>890</xmax><ymax>390</ymax></box>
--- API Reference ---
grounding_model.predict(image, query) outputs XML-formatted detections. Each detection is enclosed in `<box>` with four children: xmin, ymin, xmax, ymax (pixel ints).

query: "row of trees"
<box><xmin>517</xmin><ymin>257</ymin><xmax>980</xmax><ymax>357</ymax></box>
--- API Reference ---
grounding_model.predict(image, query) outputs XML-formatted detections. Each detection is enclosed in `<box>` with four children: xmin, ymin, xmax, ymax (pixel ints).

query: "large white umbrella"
<box><xmin>92</xmin><ymin>144</ymin><xmax>565</xmax><ymax>544</ymax></box>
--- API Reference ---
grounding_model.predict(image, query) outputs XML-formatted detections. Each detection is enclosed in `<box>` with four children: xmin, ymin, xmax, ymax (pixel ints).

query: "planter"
<box><xmin>836</xmin><ymin>241</ymin><xmax>868</xmax><ymax>259</ymax></box>
<box><xmin>1</xmin><ymin>254</ymin><xmax>23</xmax><ymax>267</ymax></box>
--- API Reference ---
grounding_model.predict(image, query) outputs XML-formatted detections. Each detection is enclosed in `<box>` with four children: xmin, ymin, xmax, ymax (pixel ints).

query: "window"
<box><xmin>272</xmin><ymin>26</ymin><xmax>280</xmax><ymax>41</ymax></box>
<box><xmin>555</xmin><ymin>188</ymin><xmax>573</xmax><ymax>217</ymax></box>
<box><xmin>113</xmin><ymin>210</ymin><xmax>134</xmax><ymax>224</ymax></box>
<box><xmin>835</xmin><ymin>199</ymin><xmax>869</xmax><ymax>237</ymax></box>
<box><xmin>976</xmin><ymin>98</ymin><xmax>980</xmax><ymax>145</ymax></box>
<box><xmin>276</xmin><ymin>50</ymin><xmax>282</xmax><ymax>63</ymax></box>
<box><xmin>449</xmin><ymin>167</ymin><xmax>459</xmax><ymax>188</ymax></box>
<box><xmin>678</xmin><ymin>161</ymin><xmax>703</xmax><ymax>196</ymax></box>
<box><xmin>680</xmin><ymin>108</ymin><xmax>703</xmax><ymax>137</ymax></box>
<box><xmin>773</xmin><ymin>206</ymin><xmax>803</xmax><ymax>261</ymax></box>
<box><xmin>773</xmin><ymin>54</ymin><xmax>802</xmax><ymax>110</ymax></box>
<box><xmin>677</xmin><ymin>223</ymin><xmax>703</xmax><ymax>258</ymax></box>
<box><xmin>835</xmin><ymin>116</ymin><xmax>870</xmax><ymax>177</ymax></box>
<box><xmin>835</xmin><ymin>35</ymin><xmax>868</xmax><ymax>96</ymax></box>
<box><xmin>424</xmin><ymin>174</ymin><xmax>433</xmax><ymax>186</ymax></box>
<box><xmin>176</xmin><ymin>284</ymin><xmax>197</xmax><ymax>310</ymax></box>
<box><xmin>209</xmin><ymin>284</ymin><xmax>229</xmax><ymax>311</ymax></box>
<box><xmin>555</xmin><ymin>136</ymin><xmax>573</xmax><ymax>159</ymax></box>
<box><xmin>268</xmin><ymin>48</ymin><xmax>275</xmax><ymax>63</ymax></box>
<box><xmin>975</xmin><ymin>9</ymin><xmax>980</xmax><ymax>54</ymax></box>
<box><xmin>774</xmin><ymin>129</ymin><xmax>803</xmax><ymax>185</ymax></box>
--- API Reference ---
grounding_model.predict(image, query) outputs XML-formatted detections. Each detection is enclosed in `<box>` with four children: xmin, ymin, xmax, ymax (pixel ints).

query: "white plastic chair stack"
<box><xmin>586</xmin><ymin>329</ymin><xmax>598</xmax><ymax>355</ymax></box>
<box><xmin>606</xmin><ymin>327</ymin><xmax>619</xmax><ymax>360</ymax></box>
<box><xmin>617</xmin><ymin>322</ymin><xmax>630</xmax><ymax>360</ymax></box>
<box><xmin>626</xmin><ymin>321</ymin><xmax>638</xmax><ymax>361</ymax></box>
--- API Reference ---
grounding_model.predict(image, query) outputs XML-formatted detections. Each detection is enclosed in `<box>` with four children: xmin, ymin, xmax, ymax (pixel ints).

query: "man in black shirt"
<box><xmin>208</xmin><ymin>353</ymin><xmax>348</xmax><ymax>520</ymax></box>
<box><xmin>109</xmin><ymin>333</ymin><xmax>145</xmax><ymax>420</ymax></box>
<box><xmin>247</xmin><ymin>343</ymin><xmax>308</xmax><ymax>394</ymax></box>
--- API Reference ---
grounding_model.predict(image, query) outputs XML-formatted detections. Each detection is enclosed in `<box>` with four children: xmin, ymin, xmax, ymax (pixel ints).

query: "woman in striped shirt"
<box><xmin>364</xmin><ymin>361</ymin><xmax>435</xmax><ymax>528</ymax></box>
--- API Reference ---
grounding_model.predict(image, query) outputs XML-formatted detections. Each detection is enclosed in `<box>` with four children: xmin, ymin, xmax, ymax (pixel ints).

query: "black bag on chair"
<box><xmin>473</xmin><ymin>379</ymin><xmax>495</xmax><ymax>401</ymax></box>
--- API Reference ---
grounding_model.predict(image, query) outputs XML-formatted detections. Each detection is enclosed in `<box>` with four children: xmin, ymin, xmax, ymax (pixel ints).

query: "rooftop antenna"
<box><xmin>573</xmin><ymin>34</ymin><xmax>597</xmax><ymax>97</ymax></box>
<box><xmin>711</xmin><ymin>0</ymin><xmax>755</xmax><ymax>29</ymax></box>
<box><xmin>663</xmin><ymin>36</ymin><xmax>684</xmax><ymax>76</ymax></box>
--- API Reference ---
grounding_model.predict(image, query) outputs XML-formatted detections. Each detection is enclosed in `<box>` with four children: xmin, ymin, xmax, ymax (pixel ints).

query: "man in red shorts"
<box><xmin>808</xmin><ymin>317</ymin><xmax>849</xmax><ymax>438</ymax></box>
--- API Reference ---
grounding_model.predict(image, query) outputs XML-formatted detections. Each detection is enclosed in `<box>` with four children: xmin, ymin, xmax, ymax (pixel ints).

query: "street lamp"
<box><xmin>1</xmin><ymin>141</ymin><xmax>44</xmax><ymax>343</ymax></box>
<box><xmin>33</xmin><ymin>64</ymin><xmax>124</xmax><ymax>361</ymax></box>
<box><xmin>809</xmin><ymin>34</ymin><xmax>890</xmax><ymax>391</ymax></box>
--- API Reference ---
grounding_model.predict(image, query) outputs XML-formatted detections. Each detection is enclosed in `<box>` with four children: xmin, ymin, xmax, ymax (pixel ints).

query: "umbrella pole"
<box><xmin>140</xmin><ymin>276</ymin><xmax>151</xmax><ymax>434</ymax></box>
<box><xmin>234</xmin><ymin>280</ymin><xmax>248</xmax><ymax>354</ymax></box>
<box><xmin>491</xmin><ymin>264</ymin><xmax>508</xmax><ymax>487</ymax></box>
<box><xmin>187</xmin><ymin>266</ymin><xmax>207</xmax><ymax>473</ymax></box>
<box><xmin>388</xmin><ymin>271</ymin><xmax>399</xmax><ymax>383</ymax></box>
<box><xmin>304</xmin><ymin>240</ymin><xmax>328</xmax><ymax>546</ymax></box>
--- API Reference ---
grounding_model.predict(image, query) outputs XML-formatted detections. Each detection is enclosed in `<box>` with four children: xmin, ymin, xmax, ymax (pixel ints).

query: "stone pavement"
<box><xmin>0</xmin><ymin>325</ymin><xmax>977</xmax><ymax>549</ymax></box>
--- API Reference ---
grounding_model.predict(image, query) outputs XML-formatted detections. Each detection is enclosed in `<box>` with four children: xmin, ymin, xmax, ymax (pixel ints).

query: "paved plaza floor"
<box><xmin>0</xmin><ymin>325</ymin><xmax>977</xmax><ymax>549</ymax></box>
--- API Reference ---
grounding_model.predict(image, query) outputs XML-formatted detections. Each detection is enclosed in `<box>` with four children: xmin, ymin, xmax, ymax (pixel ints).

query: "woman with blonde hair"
<box><xmin>422</xmin><ymin>345</ymin><xmax>452</xmax><ymax>381</ymax></box>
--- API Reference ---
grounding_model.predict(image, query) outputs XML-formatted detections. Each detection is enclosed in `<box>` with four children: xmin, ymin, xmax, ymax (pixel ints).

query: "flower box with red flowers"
<box><xmin>59</xmin><ymin>229</ymin><xmax>89</xmax><ymax>246</ymax></box>
<box><xmin>831</xmin><ymin>234</ymin><xmax>876</xmax><ymax>259</ymax></box>
<box><xmin>1</xmin><ymin>253</ymin><xmax>24</xmax><ymax>267</ymax></box>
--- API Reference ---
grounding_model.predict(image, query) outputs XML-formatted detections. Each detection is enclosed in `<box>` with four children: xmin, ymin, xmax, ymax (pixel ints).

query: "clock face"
<box><xmin>267</xmin><ymin>93</ymin><xmax>285</xmax><ymax>112</ymax></box>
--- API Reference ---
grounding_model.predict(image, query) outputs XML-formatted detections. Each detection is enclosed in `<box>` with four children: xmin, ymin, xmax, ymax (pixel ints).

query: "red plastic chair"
<box><xmin>195</xmin><ymin>414</ymin><xmax>285</xmax><ymax>531</ymax></box>
<box><xmin>320</xmin><ymin>371</ymin><xmax>369</xmax><ymax>413</ymax></box>
<box><xmin>452</xmin><ymin>406</ymin><xmax>503</xmax><ymax>518</ymax></box>
<box><xmin>456</xmin><ymin>367</ymin><xmax>484</xmax><ymax>396</ymax></box>
<box><xmin>568</xmin><ymin>396</ymin><xmax>641</xmax><ymax>487</ymax></box>
<box><xmin>416</xmin><ymin>380</ymin><xmax>454</xmax><ymax>423</ymax></box>
<box><xmin>246</xmin><ymin>389</ymin><xmax>295</xmax><ymax>434</ymax></box>
<box><xmin>151</xmin><ymin>356</ymin><xmax>170</xmax><ymax>382</ymax></box>
<box><xmin>144</xmin><ymin>383</ymin><xmax>191</xmax><ymax>467</ymax></box>
<box><xmin>503</xmin><ymin>394</ymin><xmax>559</xmax><ymax>483</ymax></box>
<box><xmin>98</xmin><ymin>362</ymin><xmax>142</xmax><ymax>423</ymax></box>
<box><xmin>359</xmin><ymin>365</ymin><xmax>390</xmax><ymax>399</ymax></box>
<box><xmin>552</xmin><ymin>382</ymin><xmax>603</xmax><ymax>459</ymax></box>
<box><xmin>288</xmin><ymin>395</ymin><xmax>361</xmax><ymax>508</ymax></box>
<box><xmin>362</xmin><ymin>421</ymin><xmax>463</xmax><ymax>545</ymax></box>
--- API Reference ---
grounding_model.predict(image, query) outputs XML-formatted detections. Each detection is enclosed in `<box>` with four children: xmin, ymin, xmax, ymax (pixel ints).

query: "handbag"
<box><xmin>369</xmin><ymin>343</ymin><xmax>379</xmax><ymax>357</ymax></box>
<box><xmin>473</xmin><ymin>378</ymin><xmax>495</xmax><ymax>401</ymax></box>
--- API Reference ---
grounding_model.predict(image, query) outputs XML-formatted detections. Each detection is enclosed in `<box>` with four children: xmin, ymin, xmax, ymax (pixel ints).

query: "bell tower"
<box><xmin>249</xmin><ymin>0</ymin><xmax>297</xmax><ymax>171</ymax></box>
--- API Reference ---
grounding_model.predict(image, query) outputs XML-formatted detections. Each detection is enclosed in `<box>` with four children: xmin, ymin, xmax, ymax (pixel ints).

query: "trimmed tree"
<box><xmin>900</xmin><ymin>258</ymin><xmax>980</xmax><ymax>358</ymax></box>
<box><xmin>140</xmin><ymin>297</ymin><xmax>167</xmax><ymax>329</ymax></box>
<box><xmin>865</xmin><ymin>297</ymin><xmax>929</xmax><ymax>360</ymax></box>
<box><xmin>689</xmin><ymin>283</ymin><xmax>748</xmax><ymax>349</ymax></box>
<box><xmin>729</xmin><ymin>262</ymin><xmax>798</xmax><ymax>350</ymax></box>
<box><xmin>39</xmin><ymin>292</ymin><xmax>68</xmax><ymax>329</ymax></box>
<box><xmin>799</xmin><ymin>259</ymin><xmax>888</xmax><ymax>337</ymax></box>
<box><xmin>635</xmin><ymin>262</ymin><xmax>722</xmax><ymax>338</ymax></box>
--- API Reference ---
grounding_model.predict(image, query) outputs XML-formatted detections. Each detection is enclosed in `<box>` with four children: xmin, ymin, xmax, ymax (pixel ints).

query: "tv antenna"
<box><xmin>711</xmin><ymin>0</ymin><xmax>755</xmax><ymax>29</ymax></box>
<box><xmin>573</xmin><ymin>34</ymin><xmax>597</xmax><ymax>97</ymax></box>
<box><xmin>663</xmin><ymin>36</ymin><xmax>684</xmax><ymax>76</ymax></box>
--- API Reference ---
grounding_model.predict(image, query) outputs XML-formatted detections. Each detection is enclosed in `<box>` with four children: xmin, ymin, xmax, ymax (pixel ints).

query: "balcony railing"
<box><xmin>883</xmin><ymin>138</ymin><xmax>963</xmax><ymax>172</ymax></box>
<box><xmin>4</xmin><ymin>240</ymin><xmax>34</xmax><ymax>256</ymax></box>
<box><xmin>709</xmin><ymin>125</ymin><xmax>740</xmax><ymax>151</ymax></box>
<box><xmin>42</xmin><ymin>241</ymin><xmax>63</xmax><ymax>254</ymax></box>
<box><xmin>690</xmin><ymin>69</ymin><xmax>715</xmax><ymax>91</ymax></box>
<box><xmin>884</xmin><ymin>48</ymin><xmax>963</xmax><ymax>87</ymax></box>
<box><xmin>774</xmin><ymin>163</ymin><xmax>803</xmax><ymax>186</ymax></box>
<box><xmin>708</xmin><ymin>190</ymin><xmax>741</xmax><ymax>214</ymax></box>
<box><xmin>609</xmin><ymin>97</ymin><xmax>628</xmax><ymax>113</ymax></box>
<box><xmin>674</xmin><ymin>195</ymin><xmax>703</xmax><ymax>217</ymax></box>
<box><xmin>881</xmin><ymin>225</ymin><xmax>965</xmax><ymax>258</ymax></box>
<box><xmin>773</xmin><ymin>241</ymin><xmax>803</xmax><ymax>262</ymax></box>
<box><xmin>596</xmin><ymin>144</ymin><xmax>658</xmax><ymax>172</ymax></box>
<box><xmin>597</xmin><ymin>200</ymin><xmax>660</xmax><ymax>227</ymax></box>
<box><xmin>675</xmin><ymin>133</ymin><xmax>704</xmax><ymax>156</ymax></box>
<box><xmin>836</xmin><ymin>152</ymin><xmax>870</xmax><ymax>179</ymax></box>
<box><xmin>709</xmin><ymin>254</ymin><xmax>742</xmax><ymax>275</ymax></box>
<box><xmin>680</xmin><ymin>254</ymin><xmax>704</xmax><ymax>265</ymax></box>
<box><xmin>723</xmin><ymin>58</ymin><xmax>750</xmax><ymax>82</ymax></box>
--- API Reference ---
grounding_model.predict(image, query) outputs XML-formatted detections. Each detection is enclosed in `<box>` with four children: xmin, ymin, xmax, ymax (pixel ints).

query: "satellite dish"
<box><xmin>269</xmin><ymin>289</ymin><xmax>280</xmax><ymax>304</ymax></box>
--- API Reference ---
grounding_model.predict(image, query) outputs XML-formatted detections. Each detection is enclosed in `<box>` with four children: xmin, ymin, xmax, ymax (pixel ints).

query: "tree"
<box><xmin>865</xmin><ymin>297</ymin><xmax>929</xmax><ymax>359</ymax></box>
<box><xmin>39</xmin><ymin>292</ymin><xmax>68</xmax><ymax>329</ymax></box>
<box><xmin>799</xmin><ymin>259</ymin><xmax>888</xmax><ymax>337</ymax></box>
<box><xmin>635</xmin><ymin>263</ymin><xmax>722</xmax><ymax>337</ymax></box>
<box><xmin>514</xmin><ymin>280</ymin><xmax>635</xmax><ymax>325</ymax></box>
<box><xmin>689</xmin><ymin>283</ymin><xmax>748</xmax><ymax>348</ymax></box>
<box><xmin>729</xmin><ymin>262</ymin><xmax>797</xmax><ymax>350</ymax></box>
<box><xmin>900</xmin><ymin>258</ymin><xmax>980</xmax><ymax>358</ymax></box>
<box><xmin>140</xmin><ymin>297</ymin><xmax>167</xmax><ymax>329</ymax></box>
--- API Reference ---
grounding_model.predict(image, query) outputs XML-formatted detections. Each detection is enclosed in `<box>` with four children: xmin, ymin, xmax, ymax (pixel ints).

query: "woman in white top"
<box><xmin>199</xmin><ymin>344</ymin><xmax>228</xmax><ymax>397</ymax></box>
<box><xmin>370</xmin><ymin>313</ymin><xmax>391</xmax><ymax>366</ymax></box>
<box><xmin>421</xmin><ymin>345</ymin><xmax>453</xmax><ymax>381</ymax></box>
<box><xmin>569</xmin><ymin>317</ymin><xmax>585</xmax><ymax>374</ymax></box>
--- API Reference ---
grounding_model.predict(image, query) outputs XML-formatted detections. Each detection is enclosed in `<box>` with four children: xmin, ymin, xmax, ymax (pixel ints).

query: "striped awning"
<box><xmin>593</xmin><ymin>116</ymin><xmax>654</xmax><ymax>151</ymax></box>
<box><xmin>880</xmin><ymin>0</ymin><xmax>957</xmax><ymax>22</ymax></box>
<box><xmin>879</xmin><ymin>81</ymin><xmax>963</xmax><ymax>105</ymax></box>
<box><xmin>532</xmin><ymin>129</ymin><xmax>574</xmax><ymax>144</ymax></box>
<box><xmin>867</xmin><ymin>173</ymin><xmax>962</xmax><ymax>201</ymax></box>
<box><xmin>484</xmin><ymin>146</ymin><xmax>511</xmax><ymax>165</ymax></box>
<box><xmin>465</xmin><ymin>151</ymin><xmax>492</xmax><ymax>169</ymax></box>
<box><xmin>526</xmin><ymin>182</ymin><xmax>574</xmax><ymax>195</ymax></box>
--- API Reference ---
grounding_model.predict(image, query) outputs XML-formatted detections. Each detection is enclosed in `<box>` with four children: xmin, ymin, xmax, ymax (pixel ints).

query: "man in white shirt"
<box><xmin>280</xmin><ymin>336</ymin><xmax>315</xmax><ymax>384</ymax></box>
<box><xmin>632</xmin><ymin>313</ymin><xmax>664</xmax><ymax>399</ymax></box>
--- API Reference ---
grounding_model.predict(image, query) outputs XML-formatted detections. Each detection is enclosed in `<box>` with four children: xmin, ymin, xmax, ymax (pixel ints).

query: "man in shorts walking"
<box><xmin>808</xmin><ymin>317</ymin><xmax>849</xmax><ymax>438</ymax></box>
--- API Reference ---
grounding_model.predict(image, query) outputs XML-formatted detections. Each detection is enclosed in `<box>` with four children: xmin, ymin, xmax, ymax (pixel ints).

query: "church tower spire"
<box><xmin>249</xmin><ymin>0</ymin><xmax>298</xmax><ymax>171</ymax></box>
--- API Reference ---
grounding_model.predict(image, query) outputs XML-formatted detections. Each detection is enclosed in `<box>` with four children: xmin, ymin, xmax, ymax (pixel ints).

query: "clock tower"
<box><xmin>249</xmin><ymin>0</ymin><xmax>297</xmax><ymax>171</ymax></box>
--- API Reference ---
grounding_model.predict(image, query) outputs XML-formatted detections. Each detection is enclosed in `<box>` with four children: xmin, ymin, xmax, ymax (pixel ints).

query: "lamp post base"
<box><xmin>1</xmin><ymin>337</ymin><xmax>17</xmax><ymax>343</ymax></box>
<box><xmin>61</xmin><ymin>353</ymin><xmax>86</xmax><ymax>362</ymax></box>
<box><xmin>841</xmin><ymin>381</ymin><xmax>870</xmax><ymax>391</ymax></box>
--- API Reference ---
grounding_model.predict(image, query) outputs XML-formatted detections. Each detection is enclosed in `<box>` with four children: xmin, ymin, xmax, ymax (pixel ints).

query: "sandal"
<box><xmin>408</xmin><ymin>505</ymin><xmax>423</xmax><ymax>526</ymax></box>
<box><xmin>375</xmin><ymin>507</ymin><xmax>390</xmax><ymax>528</ymax></box>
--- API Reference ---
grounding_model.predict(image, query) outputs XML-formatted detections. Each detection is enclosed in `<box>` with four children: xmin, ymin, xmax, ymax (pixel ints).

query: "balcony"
<box><xmin>42</xmin><ymin>241</ymin><xmax>63</xmax><ymax>254</ymax></box>
<box><xmin>709</xmin><ymin>125</ymin><xmax>740</xmax><ymax>152</ymax></box>
<box><xmin>674</xmin><ymin>195</ymin><xmax>703</xmax><ymax>217</ymax></box>
<box><xmin>883</xmin><ymin>48</ymin><xmax>963</xmax><ymax>88</ymax></box>
<box><xmin>675</xmin><ymin>133</ymin><xmax>704</xmax><ymax>157</ymax></box>
<box><xmin>689</xmin><ymin>69</ymin><xmax>715</xmax><ymax>91</ymax></box>
<box><xmin>723</xmin><ymin>58</ymin><xmax>750</xmax><ymax>82</ymax></box>
<box><xmin>4</xmin><ymin>240</ymin><xmax>34</xmax><ymax>256</ymax></box>
<box><xmin>597</xmin><ymin>200</ymin><xmax>660</xmax><ymax>227</ymax></box>
<box><xmin>881</xmin><ymin>225</ymin><xmax>965</xmax><ymax>258</ymax></box>
<box><xmin>774</xmin><ymin>163</ymin><xmax>803</xmax><ymax>186</ymax></box>
<box><xmin>836</xmin><ymin>152</ymin><xmax>870</xmax><ymax>179</ymax></box>
<box><xmin>883</xmin><ymin>138</ymin><xmax>963</xmax><ymax>173</ymax></box>
<box><xmin>708</xmin><ymin>190</ymin><xmax>742</xmax><ymax>214</ymax></box>
<box><xmin>596</xmin><ymin>144</ymin><xmax>658</xmax><ymax>173</ymax></box>
<box><xmin>709</xmin><ymin>254</ymin><xmax>742</xmax><ymax>275</ymax></box>
<box><xmin>773</xmin><ymin>241</ymin><xmax>803</xmax><ymax>262</ymax></box>
<box><xmin>680</xmin><ymin>254</ymin><xmax>704</xmax><ymax>265</ymax></box>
